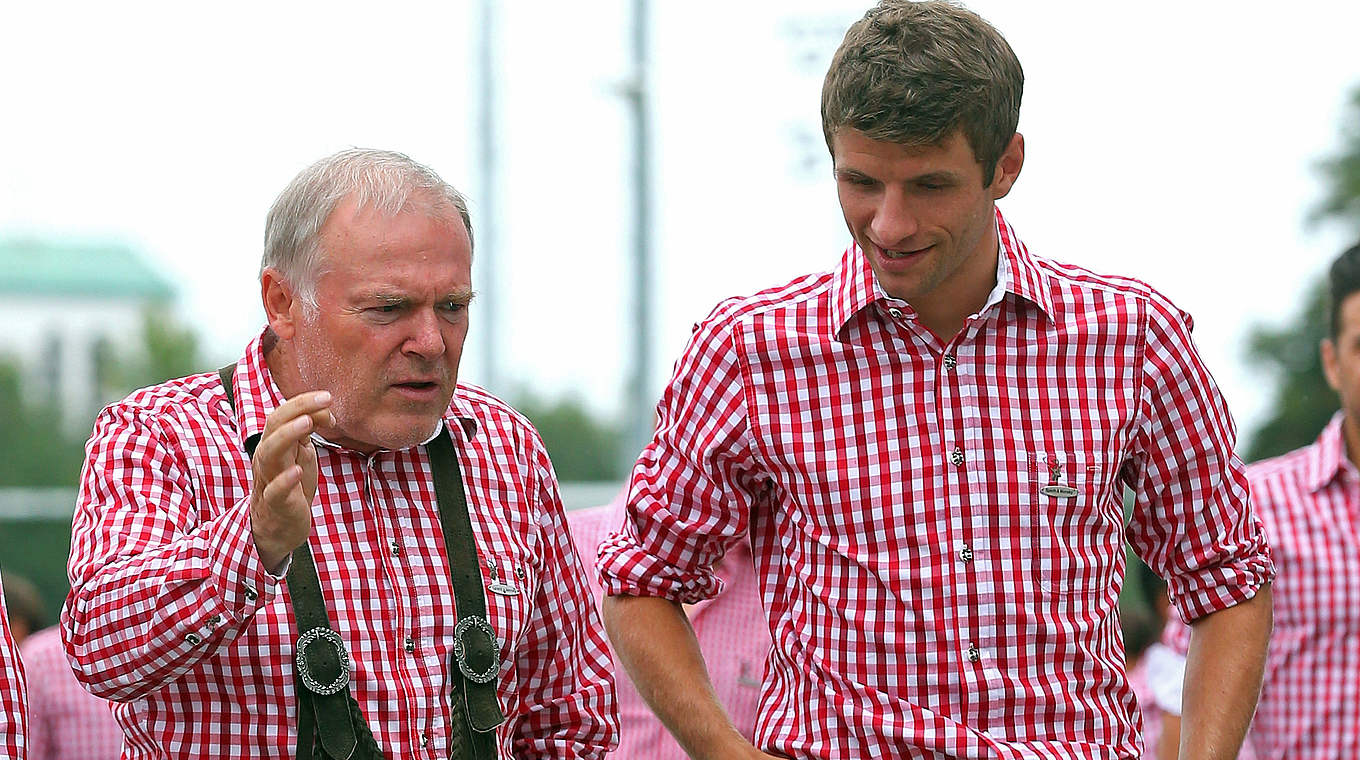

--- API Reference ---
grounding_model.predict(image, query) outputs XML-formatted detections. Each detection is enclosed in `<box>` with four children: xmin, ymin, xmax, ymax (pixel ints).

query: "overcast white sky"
<box><xmin>3</xmin><ymin>1</ymin><xmax>1359</xmax><ymax>451</ymax></box>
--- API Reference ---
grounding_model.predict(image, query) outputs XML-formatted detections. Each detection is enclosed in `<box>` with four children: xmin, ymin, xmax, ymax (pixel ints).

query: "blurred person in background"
<box><xmin>568</xmin><ymin>493</ymin><xmax>769</xmax><ymax>759</ymax></box>
<box><xmin>0</xmin><ymin>575</ymin><xmax>45</xmax><ymax>647</ymax></box>
<box><xmin>60</xmin><ymin>149</ymin><xmax>617</xmax><ymax>759</ymax></box>
<box><xmin>1</xmin><ymin>570</ymin><xmax>29</xmax><ymax>758</ymax></box>
<box><xmin>1237</xmin><ymin>239</ymin><xmax>1360</xmax><ymax>758</ymax></box>
<box><xmin>597</xmin><ymin>2</ymin><xmax>1273</xmax><ymax>758</ymax></box>
<box><xmin>10</xmin><ymin>571</ymin><xmax>121</xmax><ymax>759</ymax></box>
<box><xmin>1123</xmin><ymin>560</ymin><xmax>1185</xmax><ymax>760</ymax></box>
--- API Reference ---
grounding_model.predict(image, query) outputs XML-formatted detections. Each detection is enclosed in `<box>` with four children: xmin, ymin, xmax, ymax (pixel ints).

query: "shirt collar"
<box><xmin>827</xmin><ymin>207</ymin><xmax>1053</xmax><ymax>337</ymax></box>
<box><xmin>996</xmin><ymin>209</ymin><xmax>1055</xmax><ymax>319</ymax></box>
<box><xmin>225</xmin><ymin>327</ymin><xmax>479</xmax><ymax>454</ymax></box>
<box><xmin>1305</xmin><ymin>411</ymin><xmax>1350</xmax><ymax>493</ymax></box>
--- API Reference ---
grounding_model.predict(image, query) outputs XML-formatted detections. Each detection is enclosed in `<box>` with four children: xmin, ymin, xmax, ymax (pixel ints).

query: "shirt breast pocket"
<box><xmin>1018</xmin><ymin>453</ymin><xmax>1119</xmax><ymax>597</ymax></box>
<box><xmin>480</xmin><ymin>552</ymin><xmax>540</xmax><ymax>658</ymax></box>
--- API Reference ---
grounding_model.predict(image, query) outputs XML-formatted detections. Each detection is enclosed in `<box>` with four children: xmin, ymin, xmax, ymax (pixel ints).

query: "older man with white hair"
<box><xmin>62</xmin><ymin>149</ymin><xmax>618</xmax><ymax>759</ymax></box>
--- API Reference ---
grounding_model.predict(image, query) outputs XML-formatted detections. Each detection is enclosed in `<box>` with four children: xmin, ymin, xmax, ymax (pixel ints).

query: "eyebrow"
<box><xmin>833</xmin><ymin>167</ymin><xmax>961</xmax><ymax>184</ymax></box>
<box><xmin>909</xmin><ymin>171</ymin><xmax>960</xmax><ymax>184</ymax></box>
<box><xmin>360</xmin><ymin>289</ymin><xmax>477</xmax><ymax>305</ymax></box>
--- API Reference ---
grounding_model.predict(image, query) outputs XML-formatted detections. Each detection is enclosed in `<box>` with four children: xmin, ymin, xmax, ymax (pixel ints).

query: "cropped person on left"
<box><xmin>1</xmin><ymin>573</ymin><xmax>29</xmax><ymax>759</ymax></box>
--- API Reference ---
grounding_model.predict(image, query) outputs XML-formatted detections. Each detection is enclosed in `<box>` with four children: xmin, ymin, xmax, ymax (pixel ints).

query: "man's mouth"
<box><xmin>882</xmin><ymin>245</ymin><xmax>930</xmax><ymax>260</ymax></box>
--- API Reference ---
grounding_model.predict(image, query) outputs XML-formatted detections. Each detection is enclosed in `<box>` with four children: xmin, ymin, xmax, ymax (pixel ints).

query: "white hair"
<box><xmin>260</xmin><ymin>148</ymin><xmax>473</xmax><ymax>309</ymax></box>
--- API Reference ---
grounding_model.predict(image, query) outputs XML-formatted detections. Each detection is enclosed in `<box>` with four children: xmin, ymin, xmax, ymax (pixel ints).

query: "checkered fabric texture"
<box><xmin>1242</xmin><ymin>414</ymin><xmax>1360</xmax><ymax>758</ymax></box>
<box><xmin>599</xmin><ymin>209</ymin><xmax>1274</xmax><ymax>759</ymax></box>
<box><xmin>62</xmin><ymin>332</ymin><xmax>618</xmax><ymax>759</ymax></box>
<box><xmin>569</xmin><ymin>500</ymin><xmax>770</xmax><ymax>759</ymax></box>
<box><xmin>19</xmin><ymin>626</ymin><xmax>122</xmax><ymax>760</ymax></box>
<box><xmin>0</xmin><ymin>579</ymin><xmax>27</xmax><ymax>760</ymax></box>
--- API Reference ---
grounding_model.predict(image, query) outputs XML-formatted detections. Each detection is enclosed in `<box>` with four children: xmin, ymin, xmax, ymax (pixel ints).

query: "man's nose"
<box><xmin>869</xmin><ymin>188</ymin><xmax>920</xmax><ymax>245</ymax></box>
<box><xmin>403</xmin><ymin>309</ymin><xmax>446</xmax><ymax>358</ymax></box>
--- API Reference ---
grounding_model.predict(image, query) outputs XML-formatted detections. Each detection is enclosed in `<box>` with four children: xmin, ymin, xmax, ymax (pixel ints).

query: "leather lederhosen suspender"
<box><xmin>219</xmin><ymin>366</ymin><xmax>506</xmax><ymax>759</ymax></box>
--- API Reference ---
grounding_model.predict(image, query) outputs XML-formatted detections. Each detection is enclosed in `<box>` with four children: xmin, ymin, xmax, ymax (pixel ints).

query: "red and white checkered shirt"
<box><xmin>0</xmin><ymin>580</ymin><xmax>27</xmax><ymax>759</ymax></box>
<box><xmin>62</xmin><ymin>331</ymin><xmax>618</xmax><ymax>759</ymax></box>
<box><xmin>598</xmin><ymin>209</ymin><xmax>1274</xmax><ymax>760</ymax></box>
<box><xmin>19</xmin><ymin>626</ymin><xmax>122</xmax><ymax>760</ymax></box>
<box><xmin>1242</xmin><ymin>413</ymin><xmax>1360</xmax><ymax>758</ymax></box>
<box><xmin>569</xmin><ymin>498</ymin><xmax>770</xmax><ymax>760</ymax></box>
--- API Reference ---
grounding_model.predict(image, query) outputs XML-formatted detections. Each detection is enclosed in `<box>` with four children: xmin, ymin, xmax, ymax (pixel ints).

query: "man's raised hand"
<box><xmin>249</xmin><ymin>390</ymin><xmax>334</xmax><ymax>572</ymax></box>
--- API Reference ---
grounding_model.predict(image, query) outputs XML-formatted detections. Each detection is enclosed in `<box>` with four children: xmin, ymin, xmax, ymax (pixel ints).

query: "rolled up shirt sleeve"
<box><xmin>1124</xmin><ymin>298</ymin><xmax>1275</xmax><ymax>623</ymax></box>
<box><xmin>598</xmin><ymin>306</ymin><xmax>768</xmax><ymax>604</ymax></box>
<box><xmin>62</xmin><ymin>402</ymin><xmax>280</xmax><ymax>701</ymax></box>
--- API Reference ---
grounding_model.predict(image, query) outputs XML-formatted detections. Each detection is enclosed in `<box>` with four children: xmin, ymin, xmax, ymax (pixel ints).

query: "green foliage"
<box><xmin>0</xmin><ymin>519</ymin><xmax>74</xmax><ymax>623</ymax></box>
<box><xmin>98</xmin><ymin>305</ymin><xmax>204</xmax><ymax>397</ymax></box>
<box><xmin>1242</xmin><ymin>279</ymin><xmax>1337</xmax><ymax>463</ymax></box>
<box><xmin>0</xmin><ymin>358</ymin><xmax>88</xmax><ymax>486</ymax></box>
<box><xmin>0</xmin><ymin>308</ymin><xmax>203</xmax><ymax>487</ymax></box>
<box><xmin>511</xmin><ymin>390</ymin><xmax>625</xmax><ymax>482</ymax></box>
<box><xmin>1241</xmin><ymin>81</ymin><xmax>1360</xmax><ymax>462</ymax></box>
<box><xmin>1313</xmin><ymin>87</ymin><xmax>1360</xmax><ymax>232</ymax></box>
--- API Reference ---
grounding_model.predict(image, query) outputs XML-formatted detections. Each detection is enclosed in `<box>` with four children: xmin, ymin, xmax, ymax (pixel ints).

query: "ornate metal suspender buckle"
<box><xmin>295</xmin><ymin>627</ymin><xmax>352</xmax><ymax>695</ymax></box>
<box><xmin>452</xmin><ymin>616</ymin><xmax>501</xmax><ymax>684</ymax></box>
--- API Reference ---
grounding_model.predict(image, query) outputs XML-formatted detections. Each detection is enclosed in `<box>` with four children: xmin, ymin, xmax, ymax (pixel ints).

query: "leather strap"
<box><xmin>427</xmin><ymin>432</ymin><xmax>507</xmax><ymax>758</ymax></box>
<box><xmin>220</xmin><ymin>365</ymin><xmax>372</xmax><ymax>760</ymax></box>
<box><xmin>219</xmin><ymin>365</ymin><xmax>506</xmax><ymax>759</ymax></box>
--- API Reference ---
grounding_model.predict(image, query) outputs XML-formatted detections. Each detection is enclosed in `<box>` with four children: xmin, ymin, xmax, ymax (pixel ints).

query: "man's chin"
<box><xmin>332</xmin><ymin>412</ymin><xmax>448</xmax><ymax>453</ymax></box>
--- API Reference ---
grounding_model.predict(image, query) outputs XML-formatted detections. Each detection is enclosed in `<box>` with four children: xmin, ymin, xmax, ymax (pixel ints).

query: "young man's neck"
<box><xmin>912</xmin><ymin>235</ymin><xmax>1001</xmax><ymax>342</ymax></box>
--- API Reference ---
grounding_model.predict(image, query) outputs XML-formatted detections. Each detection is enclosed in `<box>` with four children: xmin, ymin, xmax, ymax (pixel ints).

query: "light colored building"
<box><xmin>0</xmin><ymin>238</ymin><xmax>174</xmax><ymax>432</ymax></box>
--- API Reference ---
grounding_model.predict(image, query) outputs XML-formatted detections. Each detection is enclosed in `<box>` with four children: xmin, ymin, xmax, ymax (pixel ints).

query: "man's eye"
<box><xmin>374</xmin><ymin>304</ymin><xmax>400</xmax><ymax>313</ymax></box>
<box><xmin>441</xmin><ymin>302</ymin><xmax>466</xmax><ymax>313</ymax></box>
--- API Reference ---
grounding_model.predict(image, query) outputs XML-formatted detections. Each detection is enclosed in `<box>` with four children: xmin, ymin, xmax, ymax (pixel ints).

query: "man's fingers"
<box><xmin>305</xmin><ymin>408</ymin><xmax>336</xmax><ymax>430</ymax></box>
<box><xmin>258</xmin><ymin>464</ymin><xmax>304</xmax><ymax>506</ymax></box>
<box><xmin>254</xmin><ymin>415</ymin><xmax>315</xmax><ymax>476</ymax></box>
<box><xmin>261</xmin><ymin>391</ymin><xmax>333</xmax><ymax>437</ymax></box>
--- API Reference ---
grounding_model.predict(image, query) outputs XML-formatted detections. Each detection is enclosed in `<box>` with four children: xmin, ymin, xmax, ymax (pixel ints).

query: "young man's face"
<box><xmin>1323</xmin><ymin>291</ymin><xmax>1360</xmax><ymax>438</ymax></box>
<box><xmin>272</xmin><ymin>194</ymin><xmax>474</xmax><ymax>453</ymax></box>
<box><xmin>832</xmin><ymin>128</ymin><xmax>1022</xmax><ymax>318</ymax></box>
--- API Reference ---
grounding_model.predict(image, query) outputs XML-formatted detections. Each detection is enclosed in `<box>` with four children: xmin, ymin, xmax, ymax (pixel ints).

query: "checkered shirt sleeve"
<box><xmin>1124</xmin><ymin>298</ymin><xmax>1274</xmax><ymax>622</ymax></box>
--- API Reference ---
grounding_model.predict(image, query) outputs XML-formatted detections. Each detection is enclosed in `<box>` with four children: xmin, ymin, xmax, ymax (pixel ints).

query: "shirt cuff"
<box><xmin>1169</xmin><ymin>547</ymin><xmax>1275</xmax><ymax>624</ymax></box>
<box><xmin>596</xmin><ymin>531</ymin><xmax>722</xmax><ymax>604</ymax></box>
<box><xmin>204</xmin><ymin>495</ymin><xmax>283</xmax><ymax>617</ymax></box>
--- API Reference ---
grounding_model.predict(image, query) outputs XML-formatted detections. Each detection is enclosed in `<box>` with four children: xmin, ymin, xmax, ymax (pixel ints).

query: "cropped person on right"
<box><xmin>1242</xmin><ymin>239</ymin><xmax>1360</xmax><ymax>758</ymax></box>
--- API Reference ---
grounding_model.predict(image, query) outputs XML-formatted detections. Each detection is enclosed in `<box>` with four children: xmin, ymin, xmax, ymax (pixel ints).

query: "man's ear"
<box><xmin>1322</xmin><ymin>337</ymin><xmax>1343</xmax><ymax>394</ymax></box>
<box><xmin>261</xmin><ymin>268</ymin><xmax>301</xmax><ymax>341</ymax></box>
<box><xmin>989</xmin><ymin>132</ymin><xmax>1025</xmax><ymax>200</ymax></box>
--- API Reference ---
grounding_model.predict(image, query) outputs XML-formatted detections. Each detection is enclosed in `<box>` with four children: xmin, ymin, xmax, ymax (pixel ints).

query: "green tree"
<box><xmin>0</xmin><ymin>307</ymin><xmax>204</xmax><ymax>487</ymax></box>
<box><xmin>1241</xmin><ymin>280</ymin><xmax>1336</xmax><ymax>463</ymax></box>
<box><xmin>98</xmin><ymin>305</ymin><xmax>204</xmax><ymax>398</ymax></box>
<box><xmin>511</xmin><ymin>390</ymin><xmax>624</xmax><ymax>482</ymax></box>
<box><xmin>1241</xmin><ymin>82</ymin><xmax>1360</xmax><ymax>462</ymax></box>
<box><xmin>0</xmin><ymin>356</ymin><xmax>88</xmax><ymax>486</ymax></box>
<box><xmin>1313</xmin><ymin>87</ymin><xmax>1360</xmax><ymax>230</ymax></box>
